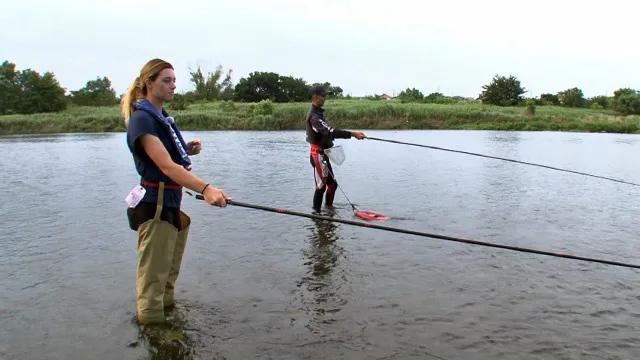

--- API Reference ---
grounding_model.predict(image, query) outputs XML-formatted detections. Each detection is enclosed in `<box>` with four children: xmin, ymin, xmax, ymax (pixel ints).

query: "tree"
<box><xmin>233</xmin><ymin>73</ymin><xmax>343</xmax><ymax>102</ymax></box>
<box><xmin>71</xmin><ymin>76</ymin><xmax>117</xmax><ymax>106</ymax></box>
<box><xmin>189</xmin><ymin>65</ymin><xmax>233</xmax><ymax>101</ymax></box>
<box><xmin>0</xmin><ymin>60</ymin><xmax>67</xmax><ymax>114</ymax></box>
<box><xmin>0</xmin><ymin>61</ymin><xmax>19</xmax><ymax>114</ymax></box>
<box><xmin>281</xmin><ymin>76</ymin><xmax>310</xmax><ymax>102</ymax></box>
<box><xmin>479</xmin><ymin>75</ymin><xmax>525</xmax><ymax>106</ymax></box>
<box><xmin>16</xmin><ymin>69</ymin><xmax>67</xmax><ymax>114</ymax></box>
<box><xmin>612</xmin><ymin>88</ymin><xmax>640</xmax><ymax>115</ymax></box>
<box><xmin>557</xmin><ymin>87</ymin><xmax>585</xmax><ymax>107</ymax></box>
<box><xmin>219</xmin><ymin>69</ymin><xmax>234</xmax><ymax>101</ymax></box>
<box><xmin>397</xmin><ymin>88</ymin><xmax>424</xmax><ymax>102</ymax></box>
<box><xmin>586</xmin><ymin>95</ymin><xmax>610</xmax><ymax>109</ymax></box>
<box><xmin>234</xmin><ymin>71</ymin><xmax>283</xmax><ymax>102</ymax></box>
<box><xmin>424</xmin><ymin>92</ymin><xmax>444</xmax><ymax>103</ymax></box>
<box><xmin>330</xmin><ymin>85</ymin><xmax>344</xmax><ymax>98</ymax></box>
<box><xmin>539</xmin><ymin>93</ymin><xmax>560</xmax><ymax>105</ymax></box>
<box><xmin>310</xmin><ymin>82</ymin><xmax>343</xmax><ymax>98</ymax></box>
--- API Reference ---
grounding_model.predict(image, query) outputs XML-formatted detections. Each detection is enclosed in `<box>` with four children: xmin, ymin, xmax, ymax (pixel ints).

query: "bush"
<box><xmin>397</xmin><ymin>88</ymin><xmax>424</xmax><ymax>103</ymax></box>
<box><xmin>255</xmin><ymin>99</ymin><xmax>274</xmax><ymax>115</ymax></box>
<box><xmin>586</xmin><ymin>95</ymin><xmax>610</xmax><ymax>109</ymax></box>
<box><xmin>539</xmin><ymin>93</ymin><xmax>560</xmax><ymax>105</ymax></box>
<box><xmin>479</xmin><ymin>75</ymin><xmax>525</xmax><ymax>106</ymax></box>
<box><xmin>219</xmin><ymin>100</ymin><xmax>236</xmax><ymax>112</ymax></box>
<box><xmin>424</xmin><ymin>92</ymin><xmax>457</xmax><ymax>104</ymax></box>
<box><xmin>558</xmin><ymin>87</ymin><xmax>585</xmax><ymax>107</ymax></box>
<box><xmin>524</xmin><ymin>99</ymin><xmax>536</xmax><ymax>116</ymax></box>
<box><xmin>168</xmin><ymin>93</ymin><xmax>188</xmax><ymax>110</ymax></box>
<box><xmin>615</xmin><ymin>93</ymin><xmax>640</xmax><ymax>115</ymax></box>
<box><xmin>612</xmin><ymin>88</ymin><xmax>640</xmax><ymax>115</ymax></box>
<box><xmin>70</xmin><ymin>77</ymin><xmax>118</xmax><ymax>106</ymax></box>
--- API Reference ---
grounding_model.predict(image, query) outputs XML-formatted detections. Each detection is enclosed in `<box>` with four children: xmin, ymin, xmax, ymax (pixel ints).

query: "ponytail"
<box><xmin>121</xmin><ymin>77</ymin><xmax>143</xmax><ymax>126</ymax></box>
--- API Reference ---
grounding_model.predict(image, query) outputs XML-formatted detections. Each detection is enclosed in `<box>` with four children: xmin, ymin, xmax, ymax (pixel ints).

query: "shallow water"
<box><xmin>1</xmin><ymin>130</ymin><xmax>639</xmax><ymax>359</ymax></box>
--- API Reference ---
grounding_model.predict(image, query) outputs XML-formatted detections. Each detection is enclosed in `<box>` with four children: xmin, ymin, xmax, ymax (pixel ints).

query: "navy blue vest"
<box><xmin>126</xmin><ymin>100</ymin><xmax>191</xmax><ymax>208</ymax></box>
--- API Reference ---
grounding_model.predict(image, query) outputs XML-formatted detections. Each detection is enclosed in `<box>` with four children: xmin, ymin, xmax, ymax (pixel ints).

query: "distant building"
<box><xmin>380</xmin><ymin>93</ymin><xmax>394</xmax><ymax>100</ymax></box>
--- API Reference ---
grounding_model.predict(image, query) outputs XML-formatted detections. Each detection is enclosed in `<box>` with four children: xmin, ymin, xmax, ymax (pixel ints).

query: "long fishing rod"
<box><xmin>186</xmin><ymin>192</ymin><xmax>640</xmax><ymax>270</ymax></box>
<box><xmin>366</xmin><ymin>136</ymin><xmax>640</xmax><ymax>187</ymax></box>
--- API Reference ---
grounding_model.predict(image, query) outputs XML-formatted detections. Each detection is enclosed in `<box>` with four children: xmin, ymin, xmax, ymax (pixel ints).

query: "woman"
<box><xmin>122</xmin><ymin>58</ymin><xmax>229</xmax><ymax>325</ymax></box>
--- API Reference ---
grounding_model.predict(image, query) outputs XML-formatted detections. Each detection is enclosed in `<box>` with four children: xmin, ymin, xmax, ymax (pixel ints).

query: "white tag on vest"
<box><xmin>125</xmin><ymin>185</ymin><xmax>146</xmax><ymax>208</ymax></box>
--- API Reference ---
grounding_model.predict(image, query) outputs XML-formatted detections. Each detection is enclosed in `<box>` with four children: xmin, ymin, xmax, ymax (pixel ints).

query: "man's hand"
<box><xmin>351</xmin><ymin>131</ymin><xmax>366</xmax><ymax>140</ymax></box>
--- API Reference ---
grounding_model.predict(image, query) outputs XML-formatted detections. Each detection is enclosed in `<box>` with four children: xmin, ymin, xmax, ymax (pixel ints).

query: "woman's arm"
<box><xmin>140</xmin><ymin>134</ymin><xmax>228</xmax><ymax>207</ymax></box>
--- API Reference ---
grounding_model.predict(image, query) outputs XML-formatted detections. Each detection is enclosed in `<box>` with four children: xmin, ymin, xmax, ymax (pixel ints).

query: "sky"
<box><xmin>2</xmin><ymin>0</ymin><xmax>639</xmax><ymax>98</ymax></box>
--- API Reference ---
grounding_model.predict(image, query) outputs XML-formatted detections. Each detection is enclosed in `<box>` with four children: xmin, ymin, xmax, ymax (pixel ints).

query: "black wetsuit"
<box><xmin>305</xmin><ymin>105</ymin><xmax>352</xmax><ymax>210</ymax></box>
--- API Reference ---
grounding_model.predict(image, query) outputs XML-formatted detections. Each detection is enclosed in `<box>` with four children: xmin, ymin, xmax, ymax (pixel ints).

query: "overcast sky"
<box><xmin>2</xmin><ymin>0</ymin><xmax>639</xmax><ymax>98</ymax></box>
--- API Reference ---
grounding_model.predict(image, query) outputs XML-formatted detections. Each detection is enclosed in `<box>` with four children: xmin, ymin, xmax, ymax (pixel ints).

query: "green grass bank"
<box><xmin>1</xmin><ymin>100</ymin><xmax>640</xmax><ymax>135</ymax></box>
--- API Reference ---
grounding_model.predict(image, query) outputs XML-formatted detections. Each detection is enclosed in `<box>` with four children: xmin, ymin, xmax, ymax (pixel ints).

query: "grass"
<box><xmin>1</xmin><ymin>100</ymin><xmax>639</xmax><ymax>135</ymax></box>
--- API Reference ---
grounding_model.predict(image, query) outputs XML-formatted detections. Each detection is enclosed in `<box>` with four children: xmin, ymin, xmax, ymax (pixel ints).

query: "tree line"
<box><xmin>1</xmin><ymin>59</ymin><xmax>639</xmax><ymax>115</ymax></box>
<box><xmin>0</xmin><ymin>60</ymin><xmax>346</xmax><ymax>114</ymax></box>
<box><xmin>477</xmin><ymin>75</ymin><xmax>640</xmax><ymax>115</ymax></box>
<box><xmin>176</xmin><ymin>66</ymin><xmax>343</xmax><ymax>105</ymax></box>
<box><xmin>0</xmin><ymin>61</ymin><xmax>67</xmax><ymax>114</ymax></box>
<box><xmin>395</xmin><ymin>75</ymin><xmax>640</xmax><ymax>115</ymax></box>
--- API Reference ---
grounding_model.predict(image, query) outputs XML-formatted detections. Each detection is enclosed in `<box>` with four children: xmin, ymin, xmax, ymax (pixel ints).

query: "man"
<box><xmin>305</xmin><ymin>85</ymin><xmax>366</xmax><ymax>211</ymax></box>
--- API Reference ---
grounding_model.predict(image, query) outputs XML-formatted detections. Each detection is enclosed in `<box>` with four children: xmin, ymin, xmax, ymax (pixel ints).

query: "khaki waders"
<box><xmin>136</xmin><ymin>182</ymin><xmax>190</xmax><ymax>324</ymax></box>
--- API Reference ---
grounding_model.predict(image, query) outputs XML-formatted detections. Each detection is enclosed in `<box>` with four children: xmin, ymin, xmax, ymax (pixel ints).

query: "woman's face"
<box><xmin>147</xmin><ymin>68</ymin><xmax>176</xmax><ymax>102</ymax></box>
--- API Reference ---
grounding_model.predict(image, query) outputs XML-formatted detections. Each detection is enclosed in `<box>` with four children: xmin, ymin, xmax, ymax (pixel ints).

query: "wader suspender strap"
<box><xmin>154</xmin><ymin>182</ymin><xmax>165</xmax><ymax>220</ymax></box>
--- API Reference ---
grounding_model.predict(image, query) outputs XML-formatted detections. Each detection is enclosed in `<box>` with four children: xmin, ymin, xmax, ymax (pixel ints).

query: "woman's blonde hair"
<box><xmin>121</xmin><ymin>58</ymin><xmax>174</xmax><ymax>126</ymax></box>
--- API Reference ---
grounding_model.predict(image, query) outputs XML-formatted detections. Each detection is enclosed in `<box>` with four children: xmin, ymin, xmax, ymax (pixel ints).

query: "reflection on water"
<box><xmin>487</xmin><ymin>131</ymin><xmax>522</xmax><ymax>143</ymax></box>
<box><xmin>615</xmin><ymin>137</ymin><xmax>640</xmax><ymax>145</ymax></box>
<box><xmin>305</xmin><ymin>213</ymin><xmax>340</xmax><ymax>277</ymax></box>
<box><xmin>298</xmin><ymin>211</ymin><xmax>348</xmax><ymax>334</ymax></box>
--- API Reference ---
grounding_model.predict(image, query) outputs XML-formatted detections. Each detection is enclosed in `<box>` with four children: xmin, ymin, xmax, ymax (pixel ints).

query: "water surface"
<box><xmin>1</xmin><ymin>130</ymin><xmax>639</xmax><ymax>359</ymax></box>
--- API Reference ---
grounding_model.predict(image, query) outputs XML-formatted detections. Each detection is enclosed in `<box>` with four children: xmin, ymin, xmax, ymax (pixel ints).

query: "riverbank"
<box><xmin>1</xmin><ymin>99</ymin><xmax>639</xmax><ymax>135</ymax></box>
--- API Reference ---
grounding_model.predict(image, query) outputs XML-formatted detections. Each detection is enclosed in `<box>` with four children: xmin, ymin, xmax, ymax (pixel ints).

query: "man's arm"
<box><xmin>309</xmin><ymin>113</ymin><xmax>352</xmax><ymax>139</ymax></box>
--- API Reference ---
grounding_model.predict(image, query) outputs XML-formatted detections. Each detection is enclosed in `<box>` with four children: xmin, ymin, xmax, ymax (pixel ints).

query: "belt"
<box><xmin>141</xmin><ymin>181</ymin><xmax>183</xmax><ymax>191</ymax></box>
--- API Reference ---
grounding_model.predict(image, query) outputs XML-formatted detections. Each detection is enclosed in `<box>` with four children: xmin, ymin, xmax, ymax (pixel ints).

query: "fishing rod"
<box><xmin>186</xmin><ymin>191</ymin><xmax>640</xmax><ymax>270</ymax></box>
<box><xmin>366</xmin><ymin>136</ymin><xmax>640</xmax><ymax>187</ymax></box>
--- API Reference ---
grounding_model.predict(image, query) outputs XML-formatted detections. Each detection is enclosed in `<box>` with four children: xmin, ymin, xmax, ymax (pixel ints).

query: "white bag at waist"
<box><xmin>323</xmin><ymin>145</ymin><xmax>346</xmax><ymax>165</ymax></box>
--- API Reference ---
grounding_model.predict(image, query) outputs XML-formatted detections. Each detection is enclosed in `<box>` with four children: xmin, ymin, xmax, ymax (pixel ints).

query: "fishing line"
<box><xmin>185</xmin><ymin>192</ymin><xmax>640</xmax><ymax>270</ymax></box>
<box><xmin>312</xmin><ymin>164</ymin><xmax>358</xmax><ymax>213</ymax></box>
<box><xmin>314</xmin><ymin>150</ymin><xmax>388</xmax><ymax>220</ymax></box>
<box><xmin>327</xmin><ymin>167</ymin><xmax>389</xmax><ymax>221</ymax></box>
<box><xmin>366</xmin><ymin>136</ymin><xmax>640</xmax><ymax>187</ymax></box>
<box><xmin>334</xmin><ymin>179</ymin><xmax>358</xmax><ymax>213</ymax></box>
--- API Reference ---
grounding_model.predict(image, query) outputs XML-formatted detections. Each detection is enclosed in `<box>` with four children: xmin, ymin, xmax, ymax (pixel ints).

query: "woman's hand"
<box><xmin>187</xmin><ymin>139</ymin><xmax>202</xmax><ymax>155</ymax></box>
<box><xmin>203</xmin><ymin>185</ymin><xmax>230</xmax><ymax>207</ymax></box>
